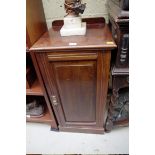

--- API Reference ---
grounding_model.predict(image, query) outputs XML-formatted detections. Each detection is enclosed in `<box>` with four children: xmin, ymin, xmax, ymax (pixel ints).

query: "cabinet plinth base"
<box><xmin>59</xmin><ymin>126</ymin><xmax>105</xmax><ymax>134</ymax></box>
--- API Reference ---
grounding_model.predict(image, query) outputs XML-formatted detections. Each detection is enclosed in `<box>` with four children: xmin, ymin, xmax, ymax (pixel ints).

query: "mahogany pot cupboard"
<box><xmin>30</xmin><ymin>21</ymin><xmax>116</xmax><ymax>134</ymax></box>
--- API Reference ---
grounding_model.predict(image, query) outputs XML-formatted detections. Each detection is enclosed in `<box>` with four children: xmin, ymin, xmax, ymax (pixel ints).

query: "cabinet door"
<box><xmin>36</xmin><ymin>51</ymin><xmax>111</xmax><ymax>131</ymax></box>
<box><xmin>52</xmin><ymin>60</ymin><xmax>97</xmax><ymax>123</ymax></box>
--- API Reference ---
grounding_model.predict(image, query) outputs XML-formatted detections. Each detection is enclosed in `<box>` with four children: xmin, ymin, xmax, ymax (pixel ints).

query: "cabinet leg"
<box><xmin>50</xmin><ymin>127</ymin><xmax>59</xmax><ymax>132</ymax></box>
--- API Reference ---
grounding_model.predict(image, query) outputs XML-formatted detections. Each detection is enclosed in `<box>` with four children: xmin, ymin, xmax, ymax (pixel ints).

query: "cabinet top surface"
<box><xmin>30</xmin><ymin>24</ymin><xmax>117</xmax><ymax>51</ymax></box>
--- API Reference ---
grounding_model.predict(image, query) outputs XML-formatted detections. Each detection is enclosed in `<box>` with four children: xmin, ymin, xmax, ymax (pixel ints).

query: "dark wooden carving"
<box><xmin>106</xmin><ymin>67</ymin><xmax>129</xmax><ymax>131</ymax></box>
<box><xmin>106</xmin><ymin>0</ymin><xmax>129</xmax><ymax>131</ymax></box>
<box><xmin>106</xmin><ymin>74</ymin><xmax>129</xmax><ymax>131</ymax></box>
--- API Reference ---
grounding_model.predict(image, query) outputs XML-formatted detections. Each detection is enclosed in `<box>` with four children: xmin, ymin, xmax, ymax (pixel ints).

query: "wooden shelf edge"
<box><xmin>26</xmin><ymin>79</ymin><xmax>44</xmax><ymax>96</ymax></box>
<box><xmin>26</xmin><ymin>108</ymin><xmax>53</xmax><ymax>124</ymax></box>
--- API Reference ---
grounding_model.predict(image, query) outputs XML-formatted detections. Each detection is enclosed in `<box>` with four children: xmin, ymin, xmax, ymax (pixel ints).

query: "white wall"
<box><xmin>42</xmin><ymin>0</ymin><xmax>109</xmax><ymax>29</ymax></box>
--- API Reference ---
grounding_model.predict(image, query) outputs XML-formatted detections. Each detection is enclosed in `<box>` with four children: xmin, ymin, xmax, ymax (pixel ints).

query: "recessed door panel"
<box><xmin>52</xmin><ymin>61</ymin><xmax>97</xmax><ymax>123</ymax></box>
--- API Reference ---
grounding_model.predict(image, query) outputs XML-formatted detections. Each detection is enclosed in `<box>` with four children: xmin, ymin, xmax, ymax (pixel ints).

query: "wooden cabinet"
<box><xmin>30</xmin><ymin>21</ymin><xmax>116</xmax><ymax>134</ymax></box>
<box><xmin>26</xmin><ymin>0</ymin><xmax>58</xmax><ymax>129</ymax></box>
<box><xmin>105</xmin><ymin>0</ymin><xmax>129</xmax><ymax>131</ymax></box>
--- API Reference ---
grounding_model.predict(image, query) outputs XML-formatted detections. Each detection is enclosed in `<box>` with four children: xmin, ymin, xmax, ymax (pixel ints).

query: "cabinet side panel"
<box><xmin>26</xmin><ymin>0</ymin><xmax>47</xmax><ymax>47</ymax></box>
<box><xmin>96</xmin><ymin>51</ymin><xmax>111</xmax><ymax>127</ymax></box>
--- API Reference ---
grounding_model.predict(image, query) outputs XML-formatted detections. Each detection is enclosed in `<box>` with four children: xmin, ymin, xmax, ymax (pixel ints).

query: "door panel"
<box><xmin>52</xmin><ymin>61</ymin><xmax>97</xmax><ymax>123</ymax></box>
